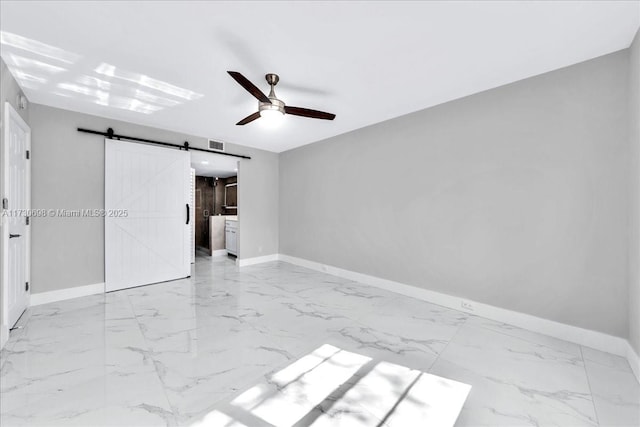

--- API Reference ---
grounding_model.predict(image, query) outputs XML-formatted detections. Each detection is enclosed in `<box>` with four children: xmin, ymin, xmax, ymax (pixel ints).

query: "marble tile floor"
<box><xmin>1</xmin><ymin>255</ymin><xmax>638</xmax><ymax>426</ymax></box>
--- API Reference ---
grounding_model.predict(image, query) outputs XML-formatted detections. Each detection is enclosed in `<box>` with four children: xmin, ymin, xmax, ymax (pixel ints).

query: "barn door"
<box><xmin>105</xmin><ymin>139</ymin><xmax>190</xmax><ymax>292</ymax></box>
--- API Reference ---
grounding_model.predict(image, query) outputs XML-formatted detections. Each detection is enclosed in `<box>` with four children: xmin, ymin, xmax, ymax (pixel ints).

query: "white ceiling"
<box><xmin>1</xmin><ymin>1</ymin><xmax>638</xmax><ymax>153</ymax></box>
<box><xmin>190</xmin><ymin>150</ymin><xmax>238</xmax><ymax>178</ymax></box>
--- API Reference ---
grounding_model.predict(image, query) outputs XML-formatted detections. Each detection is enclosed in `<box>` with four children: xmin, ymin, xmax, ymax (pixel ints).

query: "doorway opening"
<box><xmin>190</xmin><ymin>151</ymin><xmax>239</xmax><ymax>262</ymax></box>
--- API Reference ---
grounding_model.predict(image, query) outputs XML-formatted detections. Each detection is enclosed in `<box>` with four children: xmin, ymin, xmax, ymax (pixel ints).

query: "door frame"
<box><xmin>1</xmin><ymin>102</ymin><xmax>31</xmax><ymax>339</ymax></box>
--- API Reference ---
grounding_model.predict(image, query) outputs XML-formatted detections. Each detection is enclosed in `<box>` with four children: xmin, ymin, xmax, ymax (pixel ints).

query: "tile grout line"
<box><xmin>426</xmin><ymin>314</ymin><xmax>470</xmax><ymax>372</ymax></box>
<box><xmin>124</xmin><ymin>292</ymin><xmax>179</xmax><ymax>424</ymax></box>
<box><xmin>467</xmin><ymin>319</ymin><xmax>583</xmax><ymax>358</ymax></box>
<box><xmin>1</xmin><ymin>303</ymin><xmax>37</xmax><ymax>369</ymax></box>
<box><xmin>579</xmin><ymin>345</ymin><xmax>601</xmax><ymax>426</ymax></box>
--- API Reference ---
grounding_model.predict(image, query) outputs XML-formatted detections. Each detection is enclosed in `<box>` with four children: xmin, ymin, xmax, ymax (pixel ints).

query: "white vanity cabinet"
<box><xmin>225</xmin><ymin>219</ymin><xmax>238</xmax><ymax>256</ymax></box>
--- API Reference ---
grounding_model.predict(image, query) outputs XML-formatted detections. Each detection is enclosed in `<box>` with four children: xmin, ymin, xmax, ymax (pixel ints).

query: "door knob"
<box><xmin>9</xmin><ymin>234</ymin><xmax>21</xmax><ymax>238</ymax></box>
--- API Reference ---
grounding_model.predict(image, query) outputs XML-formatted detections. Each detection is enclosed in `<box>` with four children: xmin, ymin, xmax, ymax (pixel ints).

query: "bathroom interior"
<box><xmin>191</xmin><ymin>151</ymin><xmax>239</xmax><ymax>260</ymax></box>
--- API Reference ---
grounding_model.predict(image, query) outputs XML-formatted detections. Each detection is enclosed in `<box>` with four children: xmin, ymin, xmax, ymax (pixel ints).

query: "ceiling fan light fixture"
<box><xmin>259</xmin><ymin>108</ymin><xmax>284</xmax><ymax>128</ymax></box>
<box><xmin>259</xmin><ymin>97</ymin><xmax>285</xmax><ymax>125</ymax></box>
<box><xmin>259</xmin><ymin>107</ymin><xmax>284</xmax><ymax>119</ymax></box>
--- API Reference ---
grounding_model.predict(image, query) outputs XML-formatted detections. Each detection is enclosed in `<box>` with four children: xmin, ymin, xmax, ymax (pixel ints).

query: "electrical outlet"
<box><xmin>461</xmin><ymin>300</ymin><xmax>474</xmax><ymax>311</ymax></box>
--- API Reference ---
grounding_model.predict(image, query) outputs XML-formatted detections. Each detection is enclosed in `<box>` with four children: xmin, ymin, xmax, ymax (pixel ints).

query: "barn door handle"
<box><xmin>186</xmin><ymin>204</ymin><xmax>190</xmax><ymax>225</ymax></box>
<box><xmin>9</xmin><ymin>234</ymin><xmax>21</xmax><ymax>239</ymax></box>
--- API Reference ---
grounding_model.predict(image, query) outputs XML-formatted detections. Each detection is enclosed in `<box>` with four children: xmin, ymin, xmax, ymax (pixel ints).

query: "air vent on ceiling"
<box><xmin>208</xmin><ymin>139</ymin><xmax>225</xmax><ymax>152</ymax></box>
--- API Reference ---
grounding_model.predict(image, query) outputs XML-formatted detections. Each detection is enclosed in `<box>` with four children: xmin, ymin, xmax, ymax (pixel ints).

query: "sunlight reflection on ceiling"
<box><xmin>3</xmin><ymin>52</ymin><xmax>66</xmax><ymax>74</ymax></box>
<box><xmin>77</xmin><ymin>75</ymin><xmax>111</xmax><ymax>90</ymax></box>
<box><xmin>12</xmin><ymin>69</ymin><xmax>47</xmax><ymax>85</ymax></box>
<box><xmin>55</xmin><ymin>82</ymin><xmax>164</xmax><ymax>114</ymax></box>
<box><xmin>94</xmin><ymin>62</ymin><xmax>203</xmax><ymax>101</ymax></box>
<box><xmin>0</xmin><ymin>31</ymin><xmax>80</xmax><ymax>63</ymax></box>
<box><xmin>194</xmin><ymin>344</ymin><xmax>471</xmax><ymax>427</ymax></box>
<box><xmin>0</xmin><ymin>31</ymin><xmax>203</xmax><ymax>115</ymax></box>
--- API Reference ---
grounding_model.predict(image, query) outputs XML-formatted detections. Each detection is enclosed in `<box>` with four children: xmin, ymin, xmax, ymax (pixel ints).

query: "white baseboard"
<box><xmin>277</xmin><ymin>254</ymin><xmax>639</xmax><ymax>384</ymax></box>
<box><xmin>30</xmin><ymin>283</ymin><xmax>104</xmax><ymax>306</ymax></box>
<box><xmin>627</xmin><ymin>342</ymin><xmax>640</xmax><ymax>383</ymax></box>
<box><xmin>237</xmin><ymin>254</ymin><xmax>279</xmax><ymax>267</ymax></box>
<box><xmin>211</xmin><ymin>249</ymin><xmax>228</xmax><ymax>258</ymax></box>
<box><xmin>0</xmin><ymin>323</ymin><xmax>8</xmax><ymax>350</ymax></box>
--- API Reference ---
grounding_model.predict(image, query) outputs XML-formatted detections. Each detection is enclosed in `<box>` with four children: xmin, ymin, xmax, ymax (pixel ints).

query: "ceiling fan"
<box><xmin>227</xmin><ymin>71</ymin><xmax>336</xmax><ymax>125</ymax></box>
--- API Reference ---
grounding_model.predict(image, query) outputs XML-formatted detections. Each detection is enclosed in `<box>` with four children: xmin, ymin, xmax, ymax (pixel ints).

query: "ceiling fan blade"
<box><xmin>236</xmin><ymin>111</ymin><xmax>261</xmax><ymax>126</ymax></box>
<box><xmin>227</xmin><ymin>71</ymin><xmax>271</xmax><ymax>104</ymax></box>
<box><xmin>284</xmin><ymin>106</ymin><xmax>335</xmax><ymax>120</ymax></box>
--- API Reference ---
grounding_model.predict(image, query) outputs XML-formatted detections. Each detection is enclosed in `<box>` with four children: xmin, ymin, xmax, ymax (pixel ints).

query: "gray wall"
<box><xmin>280</xmin><ymin>50</ymin><xmax>630</xmax><ymax>338</ymax></box>
<box><xmin>237</xmin><ymin>149</ymin><xmax>279</xmax><ymax>260</ymax></box>
<box><xmin>629</xmin><ymin>29</ymin><xmax>640</xmax><ymax>353</ymax></box>
<box><xmin>0</xmin><ymin>58</ymin><xmax>30</xmax><ymax>330</ymax></box>
<box><xmin>29</xmin><ymin>104</ymin><xmax>278</xmax><ymax>294</ymax></box>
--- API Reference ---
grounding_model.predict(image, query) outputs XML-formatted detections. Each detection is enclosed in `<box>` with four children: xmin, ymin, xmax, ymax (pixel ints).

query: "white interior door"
<box><xmin>2</xmin><ymin>102</ymin><xmax>30</xmax><ymax>328</ymax></box>
<box><xmin>105</xmin><ymin>139</ymin><xmax>190</xmax><ymax>292</ymax></box>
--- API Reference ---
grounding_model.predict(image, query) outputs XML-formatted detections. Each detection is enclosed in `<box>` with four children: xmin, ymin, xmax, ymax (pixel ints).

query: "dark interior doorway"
<box><xmin>194</xmin><ymin>175</ymin><xmax>238</xmax><ymax>254</ymax></box>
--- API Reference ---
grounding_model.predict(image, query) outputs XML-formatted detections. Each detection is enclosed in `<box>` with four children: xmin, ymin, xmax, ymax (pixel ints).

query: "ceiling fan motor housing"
<box><xmin>265</xmin><ymin>73</ymin><xmax>279</xmax><ymax>86</ymax></box>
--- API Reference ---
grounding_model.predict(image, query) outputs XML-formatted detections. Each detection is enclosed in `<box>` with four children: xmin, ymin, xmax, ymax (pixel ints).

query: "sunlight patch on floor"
<box><xmin>231</xmin><ymin>344</ymin><xmax>371</xmax><ymax>426</ymax></box>
<box><xmin>190</xmin><ymin>410</ymin><xmax>248</xmax><ymax>427</ymax></box>
<box><xmin>195</xmin><ymin>344</ymin><xmax>471</xmax><ymax>427</ymax></box>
